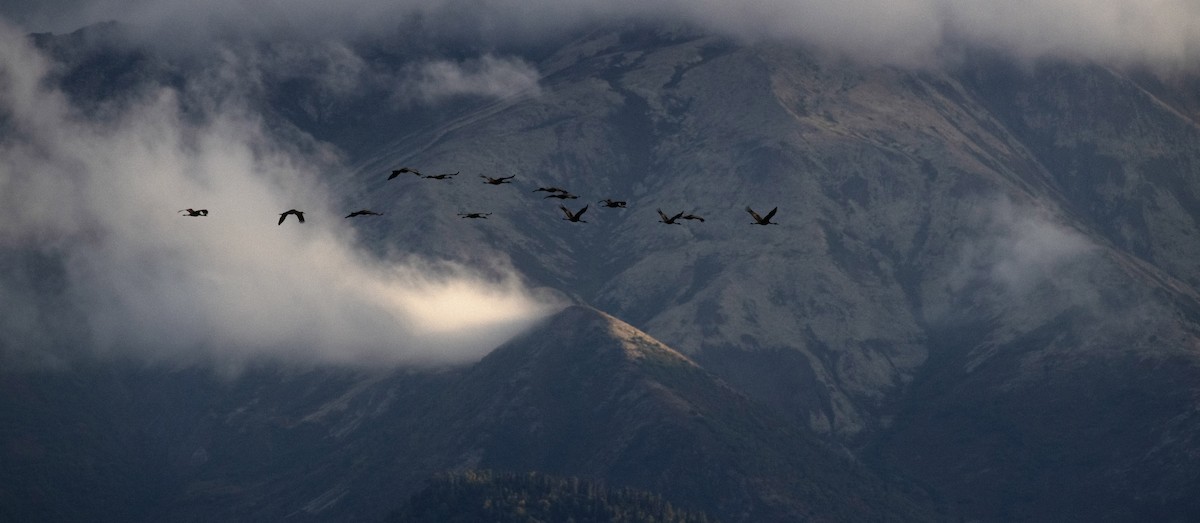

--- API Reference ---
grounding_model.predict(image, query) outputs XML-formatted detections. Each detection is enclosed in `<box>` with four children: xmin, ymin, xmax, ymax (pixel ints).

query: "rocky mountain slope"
<box><xmin>0</xmin><ymin>306</ymin><xmax>936</xmax><ymax>522</ymax></box>
<box><xmin>8</xmin><ymin>21</ymin><xmax>1200</xmax><ymax>521</ymax></box>
<box><xmin>334</xmin><ymin>26</ymin><xmax>1200</xmax><ymax>520</ymax></box>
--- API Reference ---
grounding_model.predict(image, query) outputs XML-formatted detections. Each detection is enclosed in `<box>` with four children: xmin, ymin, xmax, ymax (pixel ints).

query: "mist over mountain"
<box><xmin>0</xmin><ymin>20</ymin><xmax>564</xmax><ymax>370</ymax></box>
<box><xmin>6</xmin><ymin>0</ymin><xmax>1200</xmax><ymax>69</ymax></box>
<box><xmin>4</xmin><ymin>9</ymin><xmax>1200</xmax><ymax>522</ymax></box>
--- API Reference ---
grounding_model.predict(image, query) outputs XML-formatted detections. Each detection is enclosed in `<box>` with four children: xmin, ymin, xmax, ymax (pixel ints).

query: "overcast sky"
<box><xmin>2</xmin><ymin>0</ymin><xmax>1199</xmax><ymax>68</ymax></box>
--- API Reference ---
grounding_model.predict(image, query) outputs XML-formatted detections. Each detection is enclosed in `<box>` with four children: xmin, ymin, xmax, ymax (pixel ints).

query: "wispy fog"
<box><xmin>0</xmin><ymin>21</ymin><xmax>563</xmax><ymax>369</ymax></box>
<box><xmin>943</xmin><ymin>197</ymin><xmax>1103</xmax><ymax>319</ymax></box>
<box><xmin>396</xmin><ymin>55</ymin><xmax>543</xmax><ymax>106</ymax></box>
<box><xmin>3</xmin><ymin>0</ymin><xmax>1199</xmax><ymax>69</ymax></box>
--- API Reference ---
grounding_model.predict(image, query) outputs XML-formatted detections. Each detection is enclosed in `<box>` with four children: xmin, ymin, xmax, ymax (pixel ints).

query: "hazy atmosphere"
<box><xmin>1</xmin><ymin>0</ymin><xmax>1195</xmax><ymax>367</ymax></box>
<box><xmin>0</xmin><ymin>20</ymin><xmax>561</xmax><ymax>368</ymax></box>
<box><xmin>3</xmin><ymin>0</ymin><xmax>1199</xmax><ymax>68</ymax></box>
<box><xmin>3</xmin><ymin>2</ymin><xmax>1200</xmax><ymax>521</ymax></box>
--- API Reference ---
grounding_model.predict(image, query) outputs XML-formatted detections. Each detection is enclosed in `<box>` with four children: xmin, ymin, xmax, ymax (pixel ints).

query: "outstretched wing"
<box><xmin>559</xmin><ymin>205</ymin><xmax>573</xmax><ymax>219</ymax></box>
<box><xmin>278</xmin><ymin>213</ymin><xmax>287</xmax><ymax>225</ymax></box>
<box><xmin>763</xmin><ymin>207</ymin><xmax>777</xmax><ymax>221</ymax></box>
<box><xmin>389</xmin><ymin>167</ymin><xmax>420</xmax><ymax>179</ymax></box>
<box><xmin>576</xmin><ymin>205</ymin><xmax>589</xmax><ymax>219</ymax></box>
<box><xmin>746</xmin><ymin>206</ymin><xmax>763</xmax><ymax>222</ymax></box>
<box><xmin>657</xmin><ymin>209</ymin><xmax>669</xmax><ymax>222</ymax></box>
<box><xmin>295</xmin><ymin>212</ymin><xmax>305</xmax><ymax>223</ymax></box>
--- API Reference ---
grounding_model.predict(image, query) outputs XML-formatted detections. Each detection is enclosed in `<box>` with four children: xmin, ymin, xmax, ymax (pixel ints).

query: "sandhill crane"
<box><xmin>533</xmin><ymin>186</ymin><xmax>568</xmax><ymax>194</ymax></box>
<box><xmin>278</xmin><ymin>209</ymin><xmax>305</xmax><ymax>225</ymax></box>
<box><xmin>598</xmin><ymin>199</ymin><xmax>627</xmax><ymax>208</ymax></box>
<box><xmin>178</xmin><ymin>208</ymin><xmax>208</xmax><ymax>216</ymax></box>
<box><xmin>657</xmin><ymin>209</ymin><xmax>684</xmax><ymax>224</ymax></box>
<box><xmin>458</xmin><ymin>212</ymin><xmax>492</xmax><ymax>219</ymax></box>
<box><xmin>681</xmin><ymin>213</ymin><xmax>705</xmax><ymax>222</ymax></box>
<box><xmin>560</xmin><ymin>204</ymin><xmax>588</xmax><ymax>223</ymax></box>
<box><xmin>544</xmin><ymin>192</ymin><xmax>579</xmax><ymax>200</ymax></box>
<box><xmin>345</xmin><ymin>210</ymin><xmax>383</xmax><ymax>218</ymax></box>
<box><xmin>481</xmin><ymin>175</ymin><xmax>515</xmax><ymax>185</ymax></box>
<box><xmin>423</xmin><ymin>172</ymin><xmax>459</xmax><ymax>180</ymax></box>
<box><xmin>388</xmin><ymin>167</ymin><xmax>422</xmax><ymax>179</ymax></box>
<box><xmin>746</xmin><ymin>206</ymin><xmax>778</xmax><ymax>225</ymax></box>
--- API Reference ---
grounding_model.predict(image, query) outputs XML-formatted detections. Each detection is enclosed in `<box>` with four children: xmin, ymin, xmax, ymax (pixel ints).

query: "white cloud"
<box><xmin>946</xmin><ymin>197</ymin><xmax>1100</xmax><ymax>308</ymax></box>
<box><xmin>397</xmin><ymin>54</ymin><xmax>542</xmax><ymax>105</ymax></box>
<box><xmin>0</xmin><ymin>20</ymin><xmax>564</xmax><ymax>369</ymax></box>
<box><xmin>3</xmin><ymin>0</ymin><xmax>1199</xmax><ymax>69</ymax></box>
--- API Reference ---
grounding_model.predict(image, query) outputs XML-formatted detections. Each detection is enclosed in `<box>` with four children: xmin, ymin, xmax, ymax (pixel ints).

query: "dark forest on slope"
<box><xmin>386</xmin><ymin>470</ymin><xmax>714</xmax><ymax>523</ymax></box>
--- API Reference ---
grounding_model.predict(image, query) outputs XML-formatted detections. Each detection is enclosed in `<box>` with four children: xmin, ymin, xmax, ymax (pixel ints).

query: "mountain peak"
<box><xmin>533</xmin><ymin>305</ymin><xmax>698</xmax><ymax>366</ymax></box>
<box><xmin>453</xmin><ymin>305</ymin><xmax>938</xmax><ymax>521</ymax></box>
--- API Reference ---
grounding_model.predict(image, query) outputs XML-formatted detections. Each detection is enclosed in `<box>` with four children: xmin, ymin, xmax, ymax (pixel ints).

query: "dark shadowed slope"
<box><xmin>422</xmin><ymin>305</ymin><xmax>939</xmax><ymax>521</ymax></box>
<box><xmin>0</xmin><ymin>306</ymin><xmax>939</xmax><ymax>522</ymax></box>
<box><xmin>339</xmin><ymin>27</ymin><xmax>1200</xmax><ymax>520</ymax></box>
<box><xmin>387</xmin><ymin>470</ymin><xmax>714</xmax><ymax>522</ymax></box>
<box><xmin>12</xmin><ymin>22</ymin><xmax>1200</xmax><ymax>523</ymax></box>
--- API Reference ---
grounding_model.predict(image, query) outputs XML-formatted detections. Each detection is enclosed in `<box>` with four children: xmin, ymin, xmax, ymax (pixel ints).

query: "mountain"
<box><xmin>330</xmin><ymin>27</ymin><xmax>1200</xmax><ymax>519</ymax></box>
<box><xmin>0</xmin><ymin>306</ymin><xmax>937</xmax><ymax>522</ymax></box>
<box><xmin>426</xmin><ymin>305</ymin><xmax>937</xmax><ymax>521</ymax></box>
<box><xmin>9</xmin><ymin>21</ymin><xmax>1200</xmax><ymax>522</ymax></box>
<box><xmin>386</xmin><ymin>470</ymin><xmax>714</xmax><ymax>522</ymax></box>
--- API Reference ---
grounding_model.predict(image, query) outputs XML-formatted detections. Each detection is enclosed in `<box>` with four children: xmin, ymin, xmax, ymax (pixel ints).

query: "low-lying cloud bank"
<box><xmin>3</xmin><ymin>0</ymin><xmax>1199</xmax><ymax>69</ymax></box>
<box><xmin>0</xmin><ymin>21</ymin><xmax>564</xmax><ymax>369</ymax></box>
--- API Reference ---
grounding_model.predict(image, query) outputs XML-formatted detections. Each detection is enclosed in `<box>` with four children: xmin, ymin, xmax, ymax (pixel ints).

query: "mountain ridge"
<box><xmin>426</xmin><ymin>304</ymin><xmax>940</xmax><ymax>521</ymax></box>
<box><xmin>0</xmin><ymin>304</ymin><xmax>940</xmax><ymax>522</ymax></box>
<box><xmin>7</xmin><ymin>21</ymin><xmax>1200</xmax><ymax>521</ymax></box>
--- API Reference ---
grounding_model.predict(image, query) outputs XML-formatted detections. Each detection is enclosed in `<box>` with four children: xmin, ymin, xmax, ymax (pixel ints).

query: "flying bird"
<box><xmin>178</xmin><ymin>208</ymin><xmax>208</xmax><ymax>216</ymax></box>
<box><xmin>746</xmin><ymin>206</ymin><xmax>778</xmax><ymax>225</ymax></box>
<box><xmin>278</xmin><ymin>209</ymin><xmax>305</xmax><ymax>225</ymax></box>
<box><xmin>423</xmin><ymin>171</ymin><xmax>459</xmax><ymax>180</ymax></box>
<box><xmin>533</xmin><ymin>186</ymin><xmax>568</xmax><ymax>194</ymax></box>
<box><xmin>458</xmin><ymin>212</ymin><xmax>492</xmax><ymax>219</ymax></box>
<box><xmin>388</xmin><ymin>167</ymin><xmax>422</xmax><ymax>179</ymax></box>
<box><xmin>544</xmin><ymin>192</ymin><xmax>579</xmax><ymax>200</ymax></box>
<box><xmin>598</xmin><ymin>199</ymin><xmax>627</xmax><ymax>208</ymax></box>
<box><xmin>681</xmin><ymin>213</ymin><xmax>705</xmax><ymax>222</ymax></box>
<box><xmin>657</xmin><ymin>209</ymin><xmax>684</xmax><ymax>224</ymax></box>
<box><xmin>345</xmin><ymin>209</ymin><xmax>384</xmax><ymax>218</ymax></box>
<box><xmin>560</xmin><ymin>204</ymin><xmax>588</xmax><ymax>223</ymax></box>
<box><xmin>480</xmin><ymin>175</ymin><xmax>515</xmax><ymax>185</ymax></box>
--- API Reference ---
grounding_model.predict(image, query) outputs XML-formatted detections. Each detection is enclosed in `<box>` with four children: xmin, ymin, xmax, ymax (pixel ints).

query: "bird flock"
<box><xmin>180</xmin><ymin>166</ymin><xmax>779</xmax><ymax>227</ymax></box>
